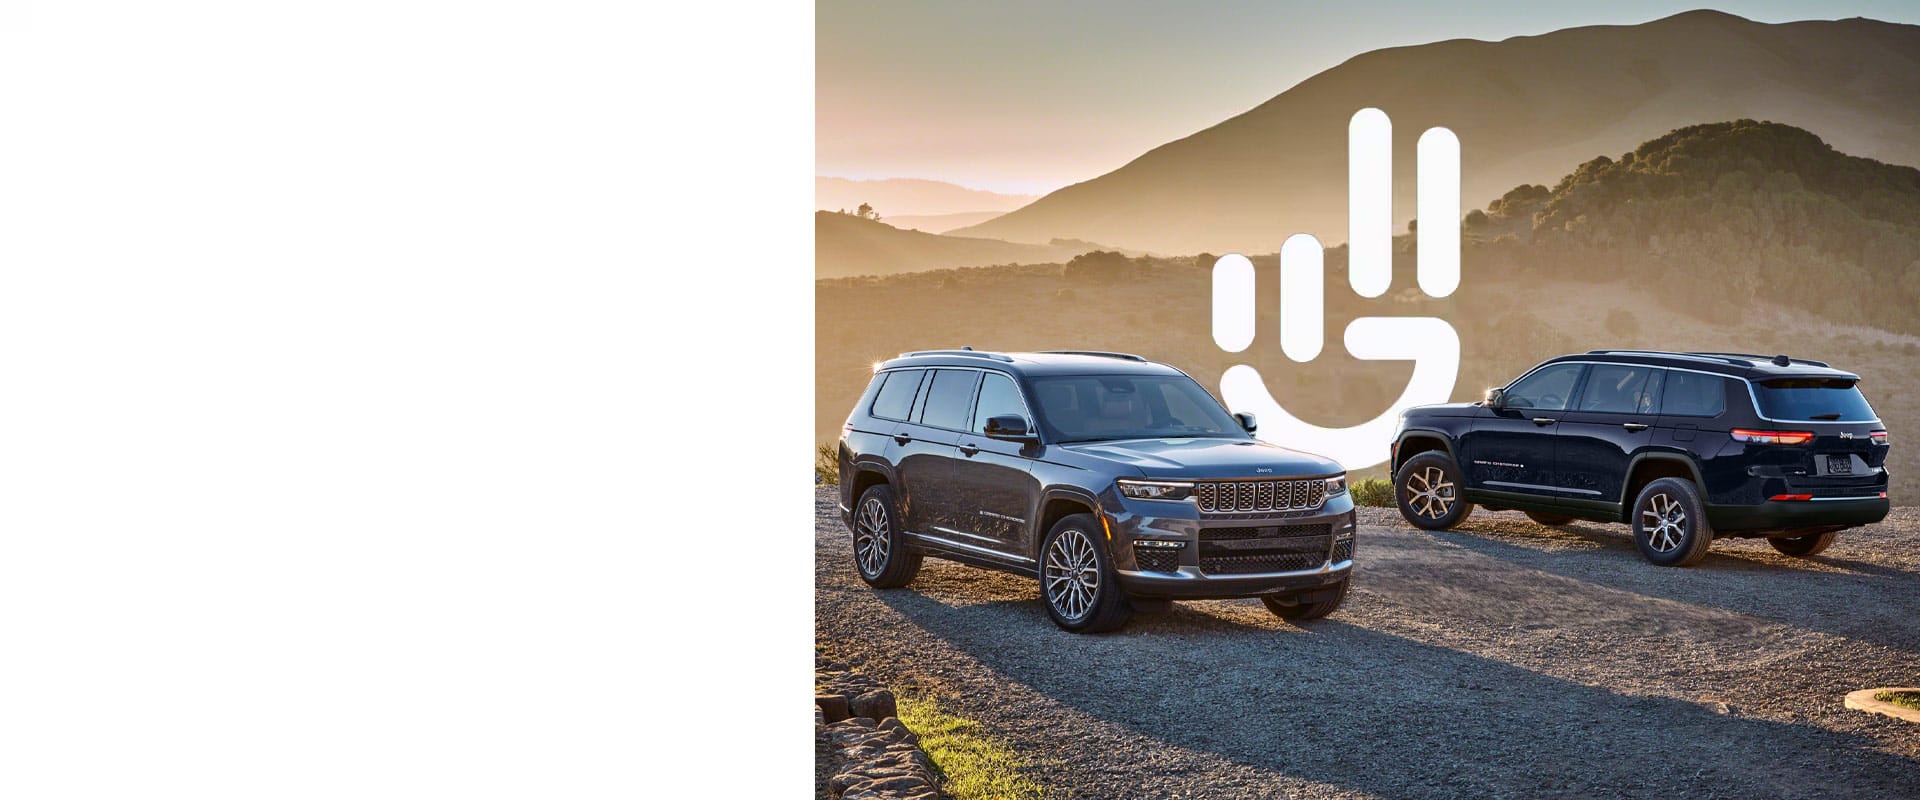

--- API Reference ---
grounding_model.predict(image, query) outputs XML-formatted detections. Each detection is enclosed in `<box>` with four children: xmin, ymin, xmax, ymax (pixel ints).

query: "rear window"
<box><xmin>1660</xmin><ymin>371</ymin><xmax>1726</xmax><ymax>417</ymax></box>
<box><xmin>870</xmin><ymin>369</ymin><xmax>924</xmax><ymax>421</ymax></box>
<box><xmin>1753</xmin><ymin>378</ymin><xmax>1877</xmax><ymax>422</ymax></box>
<box><xmin>920</xmin><ymin>370</ymin><xmax>980</xmax><ymax>430</ymax></box>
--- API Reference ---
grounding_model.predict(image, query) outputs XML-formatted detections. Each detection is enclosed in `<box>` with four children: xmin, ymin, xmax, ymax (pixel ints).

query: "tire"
<box><xmin>1394</xmin><ymin>452</ymin><xmax>1474</xmax><ymax>530</ymax></box>
<box><xmin>1525</xmin><ymin>511</ymin><xmax>1576</xmax><ymax>526</ymax></box>
<box><xmin>1262</xmin><ymin>578</ymin><xmax>1348</xmax><ymax>622</ymax></box>
<box><xmin>851</xmin><ymin>484</ymin><xmax>922</xmax><ymax>588</ymax></box>
<box><xmin>1630</xmin><ymin>477</ymin><xmax>1714</xmax><ymax>566</ymax></box>
<box><xmin>1039</xmin><ymin>514</ymin><xmax>1132</xmax><ymax>633</ymax></box>
<box><xmin>1769</xmin><ymin>531</ymin><xmax>1837</xmax><ymax>557</ymax></box>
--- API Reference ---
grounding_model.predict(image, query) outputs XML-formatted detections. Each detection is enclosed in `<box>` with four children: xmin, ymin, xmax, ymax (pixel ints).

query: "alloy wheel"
<box><xmin>1642</xmin><ymin>492</ymin><xmax>1687</xmax><ymax>553</ymax></box>
<box><xmin>1044</xmin><ymin>528</ymin><xmax>1100</xmax><ymax>621</ymax></box>
<box><xmin>854</xmin><ymin>497</ymin><xmax>892</xmax><ymax>577</ymax></box>
<box><xmin>1406</xmin><ymin>466</ymin><xmax>1456</xmax><ymax>520</ymax></box>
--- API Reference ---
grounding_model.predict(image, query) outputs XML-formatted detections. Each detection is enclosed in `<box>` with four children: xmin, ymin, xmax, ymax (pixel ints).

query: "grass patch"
<box><xmin>1351</xmin><ymin>478</ymin><xmax>1394</xmax><ymax>508</ymax></box>
<box><xmin>1876</xmin><ymin>690</ymin><xmax>1920</xmax><ymax>712</ymax></box>
<box><xmin>816</xmin><ymin>443</ymin><xmax>840</xmax><ymax>485</ymax></box>
<box><xmin>896</xmin><ymin>693</ymin><xmax>1045</xmax><ymax>800</ymax></box>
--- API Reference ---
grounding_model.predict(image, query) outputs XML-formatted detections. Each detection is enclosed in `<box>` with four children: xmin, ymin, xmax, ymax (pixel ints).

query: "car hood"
<box><xmin>1059</xmin><ymin>437</ymin><xmax>1343</xmax><ymax>479</ymax></box>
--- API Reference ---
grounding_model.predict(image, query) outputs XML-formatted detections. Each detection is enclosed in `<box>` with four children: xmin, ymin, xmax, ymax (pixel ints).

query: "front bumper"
<box><xmin>1707</xmin><ymin>496</ymin><xmax>1889</xmax><ymax>532</ymax></box>
<box><xmin>1106</xmin><ymin>492</ymin><xmax>1357</xmax><ymax>600</ymax></box>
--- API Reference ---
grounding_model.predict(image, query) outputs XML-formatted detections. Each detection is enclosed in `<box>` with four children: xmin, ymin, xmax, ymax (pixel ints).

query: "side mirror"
<box><xmin>1233</xmin><ymin>412</ymin><xmax>1258</xmax><ymax>433</ymax></box>
<box><xmin>983</xmin><ymin>415</ymin><xmax>1037</xmax><ymax>442</ymax></box>
<box><xmin>1483</xmin><ymin>388</ymin><xmax>1506</xmax><ymax>410</ymax></box>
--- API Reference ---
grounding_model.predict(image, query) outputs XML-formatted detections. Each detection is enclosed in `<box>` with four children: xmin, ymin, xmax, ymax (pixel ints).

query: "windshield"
<box><xmin>1752</xmin><ymin>378</ymin><xmax>1878</xmax><ymax>422</ymax></box>
<box><xmin>1028</xmin><ymin>374</ymin><xmax>1248</xmax><ymax>443</ymax></box>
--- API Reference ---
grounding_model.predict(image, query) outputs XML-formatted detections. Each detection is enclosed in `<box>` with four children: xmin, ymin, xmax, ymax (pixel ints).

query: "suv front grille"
<box><xmin>1198</xmin><ymin>524</ymin><xmax>1331</xmax><ymax>575</ymax></box>
<box><xmin>1194</xmin><ymin>479</ymin><xmax>1327</xmax><ymax>513</ymax></box>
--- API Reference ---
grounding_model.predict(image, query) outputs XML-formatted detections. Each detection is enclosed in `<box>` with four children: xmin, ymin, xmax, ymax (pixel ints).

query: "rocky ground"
<box><xmin>817</xmin><ymin>651</ymin><xmax>943</xmax><ymax>800</ymax></box>
<box><xmin>815</xmin><ymin>488</ymin><xmax>1920</xmax><ymax>799</ymax></box>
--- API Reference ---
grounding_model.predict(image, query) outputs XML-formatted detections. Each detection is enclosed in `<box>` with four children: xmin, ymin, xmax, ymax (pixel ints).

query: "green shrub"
<box><xmin>815</xmin><ymin>443</ymin><xmax>840</xmax><ymax>485</ymax></box>
<box><xmin>1351</xmin><ymin>478</ymin><xmax>1394</xmax><ymax>507</ymax></box>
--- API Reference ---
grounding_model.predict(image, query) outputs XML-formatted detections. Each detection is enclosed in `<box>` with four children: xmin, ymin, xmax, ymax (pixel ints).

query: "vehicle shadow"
<box><xmin>874</xmin><ymin>587</ymin><xmax>1920</xmax><ymax>799</ymax></box>
<box><xmin>1422</xmin><ymin>516</ymin><xmax>1920</xmax><ymax>656</ymax></box>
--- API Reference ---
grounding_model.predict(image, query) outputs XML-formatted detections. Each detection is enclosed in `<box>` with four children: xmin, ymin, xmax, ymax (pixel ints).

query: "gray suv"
<box><xmin>836</xmin><ymin>348</ymin><xmax>1355</xmax><ymax>632</ymax></box>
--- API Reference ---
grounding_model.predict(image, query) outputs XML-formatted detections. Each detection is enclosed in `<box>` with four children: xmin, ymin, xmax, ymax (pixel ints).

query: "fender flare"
<box><xmin>1621</xmin><ymin>451</ymin><xmax>1708</xmax><ymax>506</ymax></box>
<box><xmin>1392</xmin><ymin>428</ymin><xmax>1459</xmax><ymax>473</ymax></box>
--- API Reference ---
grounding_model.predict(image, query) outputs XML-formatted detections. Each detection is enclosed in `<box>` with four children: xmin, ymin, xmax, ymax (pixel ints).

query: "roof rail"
<box><xmin>1688</xmin><ymin>352</ymin><xmax>1830</xmax><ymax>368</ymax></box>
<box><xmin>1038</xmin><ymin>350</ymin><xmax>1148</xmax><ymax>362</ymax></box>
<box><xmin>897</xmin><ymin>348</ymin><xmax>1015</xmax><ymax>362</ymax></box>
<box><xmin>1584</xmin><ymin>349</ymin><xmax>1748</xmax><ymax>366</ymax></box>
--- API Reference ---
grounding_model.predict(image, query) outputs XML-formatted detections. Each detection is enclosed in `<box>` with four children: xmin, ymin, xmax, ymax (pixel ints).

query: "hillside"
<box><xmin>820</xmin><ymin>122</ymin><xmax>1920</xmax><ymax>496</ymax></box>
<box><xmin>1467</xmin><ymin>120</ymin><xmax>1920</xmax><ymax>333</ymax></box>
<box><xmin>815</xmin><ymin>177</ymin><xmax>1035</xmax><ymax>217</ymax></box>
<box><xmin>815</xmin><ymin>211</ymin><xmax>1103</xmax><ymax>278</ymax></box>
<box><xmin>955</xmin><ymin>11</ymin><xmax>1920</xmax><ymax>254</ymax></box>
<box><xmin>882</xmin><ymin>211</ymin><xmax>1006</xmax><ymax>234</ymax></box>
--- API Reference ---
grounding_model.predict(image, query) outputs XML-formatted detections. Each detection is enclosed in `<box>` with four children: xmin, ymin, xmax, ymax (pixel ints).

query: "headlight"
<box><xmin>1116</xmin><ymin>479</ymin><xmax>1194</xmax><ymax>501</ymax></box>
<box><xmin>1325</xmin><ymin>475</ymin><xmax>1348</xmax><ymax>496</ymax></box>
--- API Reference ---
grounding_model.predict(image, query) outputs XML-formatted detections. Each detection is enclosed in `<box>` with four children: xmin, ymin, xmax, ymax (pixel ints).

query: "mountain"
<box><xmin>882</xmin><ymin>211</ymin><xmax>1007</xmax><ymax>233</ymax></box>
<box><xmin>1467</xmin><ymin>119</ymin><xmax>1920</xmax><ymax>332</ymax></box>
<box><xmin>816</xmin><ymin>177</ymin><xmax>1036</xmax><ymax>217</ymax></box>
<box><xmin>955</xmin><ymin>11</ymin><xmax>1920</xmax><ymax>254</ymax></box>
<box><xmin>815</xmin><ymin>211</ymin><xmax>1103</xmax><ymax>278</ymax></box>
<box><xmin>820</xmin><ymin>122</ymin><xmax>1920</xmax><ymax>494</ymax></box>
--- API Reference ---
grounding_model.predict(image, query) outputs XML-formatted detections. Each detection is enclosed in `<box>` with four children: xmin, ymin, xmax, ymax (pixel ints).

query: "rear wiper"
<box><xmin>1809</xmin><ymin>413</ymin><xmax>1842</xmax><ymax>421</ymax></box>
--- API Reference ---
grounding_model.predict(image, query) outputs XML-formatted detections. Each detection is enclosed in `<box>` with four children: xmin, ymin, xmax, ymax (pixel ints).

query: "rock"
<box><xmin>850</xmin><ymin>689</ymin><xmax>897</xmax><ymax>721</ymax></box>
<box><xmin>816</xmin><ymin>693</ymin><xmax>851</xmax><ymax>723</ymax></box>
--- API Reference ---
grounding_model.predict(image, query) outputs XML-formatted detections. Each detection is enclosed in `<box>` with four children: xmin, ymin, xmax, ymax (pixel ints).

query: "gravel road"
<box><xmin>814</xmin><ymin>488</ymin><xmax>1920</xmax><ymax>799</ymax></box>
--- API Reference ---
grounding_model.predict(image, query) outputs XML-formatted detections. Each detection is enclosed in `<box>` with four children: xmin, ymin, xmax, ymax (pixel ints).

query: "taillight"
<box><xmin>1731</xmin><ymin>429</ymin><xmax>1814</xmax><ymax>445</ymax></box>
<box><xmin>1871</xmin><ymin>430</ymin><xmax>1889</xmax><ymax>446</ymax></box>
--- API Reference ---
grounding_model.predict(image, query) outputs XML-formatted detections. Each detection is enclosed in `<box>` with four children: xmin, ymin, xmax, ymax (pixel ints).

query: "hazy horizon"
<box><xmin>818</xmin><ymin>2</ymin><xmax>1920</xmax><ymax>195</ymax></box>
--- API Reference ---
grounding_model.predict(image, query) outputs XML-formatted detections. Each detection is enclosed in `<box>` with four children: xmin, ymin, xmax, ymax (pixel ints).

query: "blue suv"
<box><xmin>1390</xmin><ymin>351</ymin><xmax>1889</xmax><ymax>566</ymax></box>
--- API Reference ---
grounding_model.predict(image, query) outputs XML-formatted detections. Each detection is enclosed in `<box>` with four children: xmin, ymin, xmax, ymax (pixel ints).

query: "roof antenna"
<box><xmin>1772</xmin><ymin>354</ymin><xmax>1791</xmax><ymax>366</ymax></box>
<box><xmin>961</xmin><ymin>346</ymin><xmax>974</xmax><ymax>351</ymax></box>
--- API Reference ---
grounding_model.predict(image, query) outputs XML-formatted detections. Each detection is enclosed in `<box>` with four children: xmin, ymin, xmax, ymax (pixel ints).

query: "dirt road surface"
<box><xmin>815</xmin><ymin>489</ymin><xmax>1920</xmax><ymax>799</ymax></box>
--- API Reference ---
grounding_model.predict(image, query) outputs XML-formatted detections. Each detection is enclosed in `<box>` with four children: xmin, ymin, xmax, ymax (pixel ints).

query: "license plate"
<box><xmin>1827</xmin><ymin>455</ymin><xmax>1852</xmax><ymax>475</ymax></box>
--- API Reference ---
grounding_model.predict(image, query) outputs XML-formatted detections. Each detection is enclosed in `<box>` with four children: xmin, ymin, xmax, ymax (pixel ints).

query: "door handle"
<box><xmin>958</xmin><ymin>444</ymin><xmax>981</xmax><ymax>456</ymax></box>
<box><xmin>893</xmin><ymin>434</ymin><xmax>912</xmax><ymax>445</ymax></box>
<box><xmin>1622</xmin><ymin>422</ymin><xmax>1650</xmax><ymax>432</ymax></box>
<box><xmin>1532</xmin><ymin>417</ymin><xmax>1556</xmax><ymax>426</ymax></box>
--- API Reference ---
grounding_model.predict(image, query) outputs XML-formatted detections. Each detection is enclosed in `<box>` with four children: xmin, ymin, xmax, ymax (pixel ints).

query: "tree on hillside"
<box><xmin>856</xmin><ymin>202</ymin><xmax>880</xmax><ymax>222</ymax></box>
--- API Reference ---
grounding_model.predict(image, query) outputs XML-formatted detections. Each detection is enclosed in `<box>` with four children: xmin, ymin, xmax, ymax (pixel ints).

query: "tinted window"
<box><xmin>971</xmin><ymin>373</ymin><xmax>1027</xmax><ymax>433</ymax></box>
<box><xmin>1753</xmin><ymin>378</ymin><xmax>1877</xmax><ymax>422</ymax></box>
<box><xmin>920</xmin><ymin>370</ymin><xmax>980</xmax><ymax>430</ymax></box>
<box><xmin>1504</xmin><ymin>363</ymin><xmax>1584</xmax><ymax>411</ymax></box>
<box><xmin>1577</xmin><ymin>364</ymin><xmax>1656</xmax><ymax>414</ymax></box>
<box><xmin>869</xmin><ymin>369</ymin><xmax>924</xmax><ymax>421</ymax></box>
<box><xmin>1661</xmin><ymin>371</ymin><xmax>1726</xmax><ymax>417</ymax></box>
<box><xmin>1030</xmin><ymin>374</ymin><xmax>1246</xmax><ymax>443</ymax></box>
<box><xmin>1638</xmin><ymin>369</ymin><xmax>1665</xmax><ymax>414</ymax></box>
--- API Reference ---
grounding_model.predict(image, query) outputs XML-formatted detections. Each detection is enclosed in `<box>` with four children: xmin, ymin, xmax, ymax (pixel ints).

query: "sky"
<box><xmin>817</xmin><ymin>1</ymin><xmax>1920</xmax><ymax>195</ymax></box>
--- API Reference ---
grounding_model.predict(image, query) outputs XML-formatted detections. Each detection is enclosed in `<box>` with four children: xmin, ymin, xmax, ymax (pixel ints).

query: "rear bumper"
<box><xmin>1706</xmin><ymin>496</ymin><xmax>1889</xmax><ymax>531</ymax></box>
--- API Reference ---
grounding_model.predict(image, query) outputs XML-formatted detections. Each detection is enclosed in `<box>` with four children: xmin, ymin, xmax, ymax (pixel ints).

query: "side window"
<box><xmin>1576</xmin><ymin>364</ymin><xmax>1654</xmax><ymax>414</ymax></box>
<box><xmin>920</xmin><ymin>370</ymin><xmax>980</xmax><ymax>430</ymax></box>
<box><xmin>869</xmin><ymin>369</ymin><xmax>924</xmax><ymax>422</ymax></box>
<box><xmin>1661</xmin><ymin>371</ymin><xmax>1727</xmax><ymax>417</ymax></box>
<box><xmin>1504</xmin><ymin>363</ymin><xmax>1585</xmax><ymax>411</ymax></box>
<box><xmin>971</xmin><ymin>373</ymin><xmax>1027</xmax><ymax>433</ymax></box>
<box><xmin>1638</xmin><ymin>369</ymin><xmax>1665</xmax><ymax>414</ymax></box>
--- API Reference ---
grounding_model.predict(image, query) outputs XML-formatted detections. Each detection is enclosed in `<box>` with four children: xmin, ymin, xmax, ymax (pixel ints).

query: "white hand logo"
<box><xmin>1212</xmin><ymin>108</ymin><xmax>1460</xmax><ymax>471</ymax></box>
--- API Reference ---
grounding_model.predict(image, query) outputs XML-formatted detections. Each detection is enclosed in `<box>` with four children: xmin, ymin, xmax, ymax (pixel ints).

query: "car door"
<box><xmin>949</xmin><ymin>371</ymin><xmax>1042</xmax><ymax>555</ymax></box>
<box><xmin>1461</xmin><ymin>362</ymin><xmax>1586</xmax><ymax>497</ymax></box>
<box><xmin>1556</xmin><ymin>364</ymin><xmax>1662</xmax><ymax>504</ymax></box>
<box><xmin>894</xmin><ymin>368</ymin><xmax>976</xmax><ymax>534</ymax></box>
